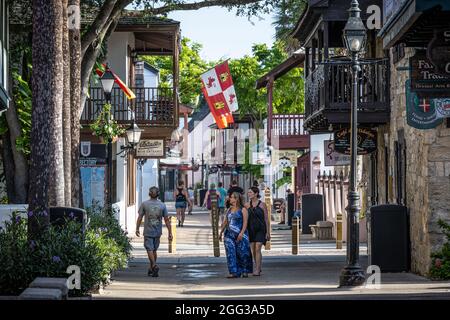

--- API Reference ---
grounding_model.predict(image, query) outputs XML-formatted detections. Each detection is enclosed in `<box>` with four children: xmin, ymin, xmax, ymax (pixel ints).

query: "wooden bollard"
<box><xmin>169</xmin><ymin>216</ymin><xmax>177</xmax><ymax>253</ymax></box>
<box><xmin>210</xmin><ymin>190</ymin><xmax>220</xmax><ymax>257</ymax></box>
<box><xmin>292</xmin><ymin>216</ymin><xmax>300</xmax><ymax>255</ymax></box>
<box><xmin>264</xmin><ymin>187</ymin><xmax>272</xmax><ymax>250</ymax></box>
<box><xmin>336</xmin><ymin>212</ymin><xmax>343</xmax><ymax>249</ymax></box>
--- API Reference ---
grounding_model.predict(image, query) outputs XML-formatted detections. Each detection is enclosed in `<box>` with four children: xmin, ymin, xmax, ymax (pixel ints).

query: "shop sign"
<box><xmin>79</xmin><ymin>143</ymin><xmax>107</xmax><ymax>166</ymax></box>
<box><xmin>324</xmin><ymin>140</ymin><xmax>351</xmax><ymax>166</ymax></box>
<box><xmin>427</xmin><ymin>29</ymin><xmax>450</xmax><ymax>77</ymax></box>
<box><xmin>272</xmin><ymin>150</ymin><xmax>298</xmax><ymax>168</ymax></box>
<box><xmin>406</xmin><ymin>79</ymin><xmax>444</xmax><ymax>129</ymax></box>
<box><xmin>136</xmin><ymin>139</ymin><xmax>165</xmax><ymax>158</ymax></box>
<box><xmin>334</xmin><ymin>127</ymin><xmax>377</xmax><ymax>155</ymax></box>
<box><xmin>410</xmin><ymin>51</ymin><xmax>450</xmax><ymax>97</ymax></box>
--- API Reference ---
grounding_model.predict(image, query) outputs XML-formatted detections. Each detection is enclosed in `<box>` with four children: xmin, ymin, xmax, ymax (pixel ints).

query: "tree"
<box><xmin>272</xmin><ymin>0</ymin><xmax>307</xmax><ymax>53</ymax></box>
<box><xmin>6</xmin><ymin>0</ymin><xmax>280</xmax><ymax>209</ymax></box>
<box><xmin>142</xmin><ymin>37</ymin><xmax>210</xmax><ymax>106</ymax></box>
<box><xmin>230</xmin><ymin>41</ymin><xmax>304</xmax><ymax>128</ymax></box>
<box><xmin>28</xmin><ymin>0</ymin><xmax>64</xmax><ymax>236</ymax></box>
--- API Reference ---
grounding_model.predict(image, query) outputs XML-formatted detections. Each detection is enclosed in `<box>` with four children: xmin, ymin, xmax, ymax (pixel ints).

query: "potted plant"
<box><xmin>90</xmin><ymin>103</ymin><xmax>125</xmax><ymax>143</ymax></box>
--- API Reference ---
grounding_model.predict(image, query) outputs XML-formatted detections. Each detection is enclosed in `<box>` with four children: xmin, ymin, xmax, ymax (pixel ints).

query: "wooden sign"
<box><xmin>324</xmin><ymin>140</ymin><xmax>351</xmax><ymax>166</ymax></box>
<box><xmin>135</xmin><ymin>139</ymin><xmax>165</xmax><ymax>158</ymax></box>
<box><xmin>334</xmin><ymin>127</ymin><xmax>377</xmax><ymax>155</ymax></box>
<box><xmin>427</xmin><ymin>29</ymin><xmax>450</xmax><ymax>77</ymax></box>
<box><xmin>410</xmin><ymin>50</ymin><xmax>450</xmax><ymax>98</ymax></box>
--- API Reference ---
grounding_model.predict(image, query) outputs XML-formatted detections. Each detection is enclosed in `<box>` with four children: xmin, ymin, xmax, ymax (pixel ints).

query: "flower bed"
<box><xmin>0</xmin><ymin>207</ymin><xmax>131</xmax><ymax>297</ymax></box>
<box><xmin>430</xmin><ymin>219</ymin><xmax>450</xmax><ymax>280</ymax></box>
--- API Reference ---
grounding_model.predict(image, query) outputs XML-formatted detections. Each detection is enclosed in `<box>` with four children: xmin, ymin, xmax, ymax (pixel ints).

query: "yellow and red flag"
<box><xmin>96</xmin><ymin>63</ymin><xmax>136</xmax><ymax>100</ymax></box>
<box><xmin>200</xmin><ymin>61</ymin><xmax>238</xmax><ymax>129</ymax></box>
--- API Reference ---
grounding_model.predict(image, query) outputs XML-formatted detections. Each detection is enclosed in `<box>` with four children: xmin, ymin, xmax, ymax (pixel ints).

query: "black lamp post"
<box><xmin>100</xmin><ymin>64</ymin><xmax>115</xmax><ymax>209</ymax></box>
<box><xmin>339</xmin><ymin>0</ymin><xmax>367</xmax><ymax>287</ymax></box>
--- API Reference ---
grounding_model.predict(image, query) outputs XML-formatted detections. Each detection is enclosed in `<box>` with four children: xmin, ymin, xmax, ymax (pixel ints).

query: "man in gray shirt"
<box><xmin>136</xmin><ymin>187</ymin><xmax>172</xmax><ymax>277</ymax></box>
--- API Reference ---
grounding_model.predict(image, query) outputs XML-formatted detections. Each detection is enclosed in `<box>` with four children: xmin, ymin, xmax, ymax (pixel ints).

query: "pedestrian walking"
<box><xmin>174</xmin><ymin>180</ymin><xmax>191</xmax><ymax>227</ymax></box>
<box><xmin>219</xmin><ymin>192</ymin><xmax>253</xmax><ymax>278</ymax></box>
<box><xmin>245</xmin><ymin>187</ymin><xmax>270</xmax><ymax>276</ymax></box>
<box><xmin>135</xmin><ymin>187</ymin><xmax>172</xmax><ymax>278</ymax></box>
<box><xmin>217</xmin><ymin>182</ymin><xmax>228</xmax><ymax>224</ymax></box>
<box><xmin>187</xmin><ymin>187</ymin><xmax>194</xmax><ymax>215</ymax></box>
<box><xmin>226</xmin><ymin>180</ymin><xmax>244</xmax><ymax>209</ymax></box>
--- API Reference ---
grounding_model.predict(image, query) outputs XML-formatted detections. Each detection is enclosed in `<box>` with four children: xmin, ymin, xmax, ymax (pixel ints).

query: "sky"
<box><xmin>168</xmin><ymin>7</ymin><xmax>276</xmax><ymax>62</ymax></box>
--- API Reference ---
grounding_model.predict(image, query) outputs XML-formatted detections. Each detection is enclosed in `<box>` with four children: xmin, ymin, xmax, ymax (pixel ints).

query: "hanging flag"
<box><xmin>201</xmin><ymin>84</ymin><xmax>228</xmax><ymax>129</ymax></box>
<box><xmin>95</xmin><ymin>63</ymin><xmax>136</xmax><ymax>100</ymax></box>
<box><xmin>200</xmin><ymin>61</ymin><xmax>238</xmax><ymax>128</ymax></box>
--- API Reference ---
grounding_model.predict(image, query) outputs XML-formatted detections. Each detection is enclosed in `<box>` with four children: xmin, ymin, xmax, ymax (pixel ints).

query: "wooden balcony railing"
<box><xmin>268</xmin><ymin>114</ymin><xmax>309</xmax><ymax>149</ymax></box>
<box><xmin>82</xmin><ymin>87</ymin><xmax>176</xmax><ymax>127</ymax></box>
<box><xmin>271</xmin><ymin>114</ymin><xmax>306</xmax><ymax>137</ymax></box>
<box><xmin>305</xmin><ymin>58</ymin><xmax>389</xmax><ymax>130</ymax></box>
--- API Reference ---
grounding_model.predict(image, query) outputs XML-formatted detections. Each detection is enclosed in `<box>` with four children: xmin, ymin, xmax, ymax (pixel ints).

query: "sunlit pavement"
<box><xmin>93</xmin><ymin>203</ymin><xmax>450</xmax><ymax>300</ymax></box>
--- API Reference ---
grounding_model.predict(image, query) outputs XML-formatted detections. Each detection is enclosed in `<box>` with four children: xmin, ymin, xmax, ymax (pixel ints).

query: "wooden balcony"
<box><xmin>304</xmin><ymin>58</ymin><xmax>390</xmax><ymax>132</ymax></box>
<box><xmin>82</xmin><ymin>86</ymin><xmax>178</xmax><ymax>139</ymax></box>
<box><xmin>269</xmin><ymin>114</ymin><xmax>309</xmax><ymax>150</ymax></box>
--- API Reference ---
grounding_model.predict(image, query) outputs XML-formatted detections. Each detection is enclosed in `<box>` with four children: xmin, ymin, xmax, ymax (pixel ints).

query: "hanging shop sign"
<box><xmin>324</xmin><ymin>140</ymin><xmax>351</xmax><ymax>166</ymax></box>
<box><xmin>333</xmin><ymin>127</ymin><xmax>377</xmax><ymax>155</ymax></box>
<box><xmin>79</xmin><ymin>143</ymin><xmax>107</xmax><ymax>166</ymax></box>
<box><xmin>406</xmin><ymin>79</ymin><xmax>443</xmax><ymax>129</ymax></box>
<box><xmin>272</xmin><ymin>150</ymin><xmax>298</xmax><ymax>168</ymax></box>
<box><xmin>410</xmin><ymin>50</ymin><xmax>450</xmax><ymax>98</ymax></box>
<box><xmin>135</xmin><ymin>139</ymin><xmax>165</xmax><ymax>158</ymax></box>
<box><xmin>427</xmin><ymin>29</ymin><xmax>450</xmax><ymax>77</ymax></box>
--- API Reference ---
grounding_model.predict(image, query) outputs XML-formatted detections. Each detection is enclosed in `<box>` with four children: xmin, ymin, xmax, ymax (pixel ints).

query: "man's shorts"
<box><xmin>175</xmin><ymin>201</ymin><xmax>187</xmax><ymax>209</ymax></box>
<box><xmin>144</xmin><ymin>236</ymin><xmax>161</xmax><ymax>251</ymax></box>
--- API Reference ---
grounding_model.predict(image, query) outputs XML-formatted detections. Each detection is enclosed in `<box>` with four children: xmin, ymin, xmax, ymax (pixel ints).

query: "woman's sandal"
<box><xmin>227</xmin><ymin>274</ymin><xmax>239</xmax><ymax>278</ymax></box>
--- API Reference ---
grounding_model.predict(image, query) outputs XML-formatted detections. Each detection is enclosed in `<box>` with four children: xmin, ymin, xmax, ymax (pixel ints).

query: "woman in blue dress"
<box><xmin>219</xmin><ymin>191</ymin><xmax>253</xmax><ymax>278</ymax></box>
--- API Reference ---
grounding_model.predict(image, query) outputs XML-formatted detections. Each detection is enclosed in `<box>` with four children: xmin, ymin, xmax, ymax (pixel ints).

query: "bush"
<box><xmin>87</xmin><ymin>205</ymin><xmax>132</xmax><ymax>259</ymax></box>
<box><xmin>0</xmin><ymin>210</ymin><xmax>131</xmax><ymax>296</ymax></box>
<box><xmin>429</xmin><ymin>219</ymin><xmax>450</xmax><ymax>280</ymax></box>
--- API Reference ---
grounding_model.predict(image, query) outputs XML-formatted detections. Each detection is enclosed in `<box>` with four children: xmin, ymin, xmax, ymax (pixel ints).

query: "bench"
<box><xmin>19</xmin><ymin>288</ymin><xmax>63</xmax><ymax>300</ymax></box>
<box><xmin>309</xmin><ymin>221</ymin><xmax>334</xmax><ymax>240</ymax></box>
<box><xmin>19</xmin><ymin>277</ymin><xmax>70</xmax><ymax>300</ymax></box>
<box><xmin>29</xmin><ymin>277</ymin><xmax>69</xmax><ymax>299</ymax></box>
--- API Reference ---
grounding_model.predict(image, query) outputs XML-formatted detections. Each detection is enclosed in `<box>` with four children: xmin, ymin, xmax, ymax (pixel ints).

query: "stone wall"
<box><xmin>371</xmin><ymin>47</ymin><xmax>450</xmax><ymax>276</ymax></box>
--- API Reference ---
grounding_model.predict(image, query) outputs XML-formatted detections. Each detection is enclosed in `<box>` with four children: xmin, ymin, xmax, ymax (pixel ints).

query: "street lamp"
<box><xmin>339</xmin><ymin>0</ymin><xmax>367</xmax><ymax>287</ymax></box>
<box><xmin>118</xmin><ymin>120</ymin><xmax>143</xmax><ymax>157</ymax></box>
<box><xmin>100</xmin><ymin>64</ymin><xmax>115</xmax><ymax>209</ymax></box>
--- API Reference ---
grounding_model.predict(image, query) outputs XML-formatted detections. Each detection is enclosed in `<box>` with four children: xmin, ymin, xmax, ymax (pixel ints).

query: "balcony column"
<box><xmin>267</xmin><ymin>76</ymin><xmax>274</xmax><ymax>145</ymax></box>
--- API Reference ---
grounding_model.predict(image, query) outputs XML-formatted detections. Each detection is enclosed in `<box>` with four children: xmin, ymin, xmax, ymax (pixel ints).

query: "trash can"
<box><xmin>301</xmin><ymin>194</ymin><xmax>324</xmax><ymax>234</ymax></box>
<box><xmin>49</xmin><ymin>207</ymin><xmax>88</xmax><ymax>233</ymax></box>
<box><xmin>368</xmin><ymin>204</ymin><xmax>410</xmax><ymax>272</ymax></box>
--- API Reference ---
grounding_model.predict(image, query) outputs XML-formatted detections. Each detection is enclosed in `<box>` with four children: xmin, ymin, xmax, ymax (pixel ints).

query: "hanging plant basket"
<box><xmin>90</xmin><ymin>103</ymin><xmax>125</xmax><ymax>143</ymax></box>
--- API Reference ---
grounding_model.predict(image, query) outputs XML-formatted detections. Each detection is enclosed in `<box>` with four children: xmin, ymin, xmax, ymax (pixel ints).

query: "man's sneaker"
<box><xmin>147</xmin><ymin>268</ymin><xmax>153</xmax><ymax>277</ymax></box>
<box><xmin>152</xmin><ymin>265</ymin><xmax>160</xmax><ymax>277</ymax></box>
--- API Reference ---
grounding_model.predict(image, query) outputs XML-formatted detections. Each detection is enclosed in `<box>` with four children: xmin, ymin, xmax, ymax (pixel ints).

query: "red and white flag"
<box><xmin>200</xmin><ymin>61</ymin><xmax>238</xmax><ymax>129</ymax></box>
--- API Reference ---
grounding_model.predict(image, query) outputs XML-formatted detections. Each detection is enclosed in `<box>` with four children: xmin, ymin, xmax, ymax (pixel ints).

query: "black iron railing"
<box><xmin>82</xmin><ymin>86</ymin><xmax>176</xmax><ymax>127</ymax></box>
<box><xmin>305</xmin><ymin>58</ymin><xmax>389</xmax><ymax>119</ymax></box>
